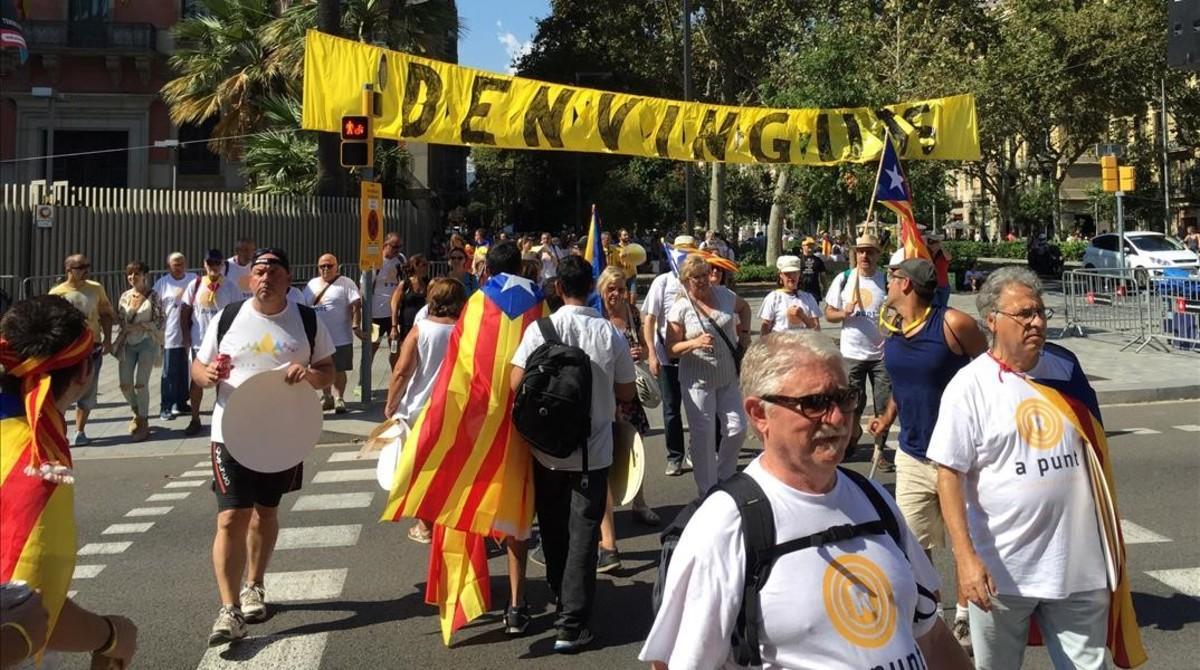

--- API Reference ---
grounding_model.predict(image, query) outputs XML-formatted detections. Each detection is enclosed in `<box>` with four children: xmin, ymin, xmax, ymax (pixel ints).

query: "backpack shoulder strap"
<box><xmin>536</xmin><ymin>316</ymin><xmax>561</xmax><ymax>346</ymax></box>
<box><xmin>838</xmin><ymin>466</ymin><xmax>902</xmax><ymax>554</ymax></box>
<box><xmin>216</xmin><ymin>299</ymin><xmax>247</xmax><ymax>348</ymax></box>
<box><xmin>718</xmin><ymin>473</ymin><xmax>774</xmax><ymax>668</ymax></box>
<box><xmin>296</xmin><ymin>303</ymin><xmax>318</xmax><ymax>359</ymax></box>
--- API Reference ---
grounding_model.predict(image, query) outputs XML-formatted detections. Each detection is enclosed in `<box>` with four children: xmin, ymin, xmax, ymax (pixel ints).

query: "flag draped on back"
<box><xmin>1022</xmin><ymin>343</ymin><xmax>1147</xmax><ymax>669</ymax></box>
<box><xmin>875</xmin><ymin>138</ymin><xmax>930</xmax><ymax>261</ymax></box>
<box><xmin>381</xmin><ymin>273</ymin><xmax>545</xmax><ymax>644</ymax></box>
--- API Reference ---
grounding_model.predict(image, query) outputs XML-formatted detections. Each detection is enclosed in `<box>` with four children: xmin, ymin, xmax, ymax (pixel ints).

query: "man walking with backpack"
<box><xmin>511</xmin><ymin>255</ymin><xmax>637</xmax><ymax>653</ymax></box>
<box><xmin>641</xmin><ymin>331</ymin><xmax>970</xmax><ymax>669</ymax></box>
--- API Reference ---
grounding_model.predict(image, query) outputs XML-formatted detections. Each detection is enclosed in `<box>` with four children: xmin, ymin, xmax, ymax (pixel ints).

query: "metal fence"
<box><xmin>1060</xmin><ymin>268</ymin><xmax>1200</xmax><ymax>353</ymax></box>
<box><xmin>1146</xmin><ymin>272</ymin><xmax>1200</xmax><ymax>351</ymax></box>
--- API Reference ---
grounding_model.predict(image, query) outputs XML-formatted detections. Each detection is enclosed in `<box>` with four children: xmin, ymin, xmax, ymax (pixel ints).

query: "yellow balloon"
<box><xmin>621</xmin><ymin>242</ymin><xmax>647</xmax><ymax>267</ymax></box>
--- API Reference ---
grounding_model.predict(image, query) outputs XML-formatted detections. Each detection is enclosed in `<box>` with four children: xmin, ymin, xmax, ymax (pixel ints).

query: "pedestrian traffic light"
<box><xmin>1119</xmin><ymin>166</ymin><xmax>1136</xmax><ymax>192</ymax></box>
<box><xmin>1100</xmin><ymin>155</ymin><xmax>1119</xmax><ymax>193</ymax></box>
<box><xmin>340</xmin><ymin>115</ymin><xmax>373</xmax><ymax>168</ymax></box>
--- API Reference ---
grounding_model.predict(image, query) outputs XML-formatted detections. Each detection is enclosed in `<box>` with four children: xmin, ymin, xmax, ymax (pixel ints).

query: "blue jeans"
<box><xmin>658</xmin><ymin>364</ymin><xmax>685</xmax><ymax>464</ymax></box>
<box><xmin>119</xmin><ymin>337</ymin><xmax>157</xmax><ymax>417</ymax></box>
<box><xmin>161</xmin><ymin>347</ymin><xmax>189</xmax><ymax>413</ymax></box>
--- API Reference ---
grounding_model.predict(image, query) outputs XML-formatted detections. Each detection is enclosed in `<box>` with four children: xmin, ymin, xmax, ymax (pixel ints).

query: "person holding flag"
<box><xmin>874</xmin><ymin>135</ymin><xmax>930</xmax><ymax>263</ymax></box>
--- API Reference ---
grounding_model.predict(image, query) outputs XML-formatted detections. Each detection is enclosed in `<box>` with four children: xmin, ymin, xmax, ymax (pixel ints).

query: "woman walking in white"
<box><xmin>666</xmin><ymin>254</ymin><xmax>746</xmax><ymax>495</ymax></box>
<box><xmin>115</xmin><ymin>260</ymin><xmax>164</xmax><ymax>442</ymax></box>
<box><xmin>384</xmin><ymin>277</ymin><xmax>466</xmax><ymax>543</ymax></box>
<box><xmin>759</xmin><ymin>255</ymin><xmax>821</xmax><ymax>335</ymax></box>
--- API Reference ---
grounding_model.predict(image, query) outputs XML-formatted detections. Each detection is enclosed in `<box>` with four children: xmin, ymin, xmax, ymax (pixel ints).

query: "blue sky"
<box><xmin>456</xmin><ymin>0</ymin><xmax>550</xmax><ymax>74</ymax></box>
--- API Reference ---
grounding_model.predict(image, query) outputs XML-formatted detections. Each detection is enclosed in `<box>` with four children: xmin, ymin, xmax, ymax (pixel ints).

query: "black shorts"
<box><xmin>371</xmin><ymin>316</ymin><xmax>393</xmax><ymax>343</ymax></box>
<box><xmin>332</xmin><ymin>344</ymin><xmax>354</xmax><ymax>372</ymax></box>
<box><xmin>210</xmin><ymin>442</ymin><xmax>303</xmax><ymax>511</ymax></box>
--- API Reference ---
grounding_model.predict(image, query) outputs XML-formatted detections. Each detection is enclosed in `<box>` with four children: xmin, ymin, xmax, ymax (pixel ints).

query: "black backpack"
<box><xmin>216</xmin><ymin>299</ymin><xmax>317</xmax><ymax>359</ymax></box>
<box><xmin>652</xmin><ymin>466</ymin><xmax>938</xmax><ymax>668</ymax></box>
<box><xmin>511</xmin><ymin>317</ymin><xmax>593</xmax><ymax>474</ymax></box>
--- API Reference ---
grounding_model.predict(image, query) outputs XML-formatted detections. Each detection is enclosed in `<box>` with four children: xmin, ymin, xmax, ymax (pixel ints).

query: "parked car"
<box><xmin>1082</xmin><ymin>232</ymin><xmax>1200</xmax><ymax>277</ymax></box>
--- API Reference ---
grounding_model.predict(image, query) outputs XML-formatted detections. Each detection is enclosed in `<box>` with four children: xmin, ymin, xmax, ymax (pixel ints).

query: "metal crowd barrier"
<box><xmin>1146</xmin><ymin>271</ymin><xmax>1200</xmax><ymax>352</ymax></box>
<box><xmin>427</xmin><ymin>260</ymin><xmax>450</xmax><ymax>278</ymax></box>
<box><xmin>1059</xmin><ymin>268</ymin><xmax>1157</xmax><ymax>351</ymax></box>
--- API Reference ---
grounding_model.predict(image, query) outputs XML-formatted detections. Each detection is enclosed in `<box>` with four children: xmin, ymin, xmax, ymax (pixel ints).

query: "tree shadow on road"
<box><xmin>1131</xmin><ymin>591</ymin><xmax>1200</xmax><ymax>632</ymax></box>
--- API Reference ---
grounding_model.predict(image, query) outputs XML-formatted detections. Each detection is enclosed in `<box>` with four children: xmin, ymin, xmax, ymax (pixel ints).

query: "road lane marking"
<box><xmin>1173</xmin><ymin>425</ymin><xmax>1200</xmax><ymax>432</ymax></box>
<box><xmin>78</xmin><ymin>542</ymin><xmax>133</xmax><ymax>556</ymax></box>
<box><xmin>264</xmin><ymin>569</ymin><xmax>349</xmax><ymax>601</ymax></box>
<box><xmin>72</xmin><ymin>565</ymin><xmax>106</xmax><ymax>579</ymax></box>
<box><xmin>1146</xmin><ymin>568</ymin><xmax>1199</xmax><ymax>598</ymax></box>
<box><xmin>147</xmin><ymin>492</ymin><xmax>191</xmax><ymax>502</ymax></box>
<box><xmin>1123</xmin><ymin>428</ymin><xmax>1162</xmax><ymax>436</ymax></box>
<box><xmin>68</xmin><ymin>590</ymin><xmax>77</xmax><ymax>598</ymax></box>
<box><xmin>164</xmin><ymin>479</ymin><xmax>206</xmax><ymax>488</ymax></box>
<box><xmin>195</xmin><ymin>460</ymin><xmax>210</xmax><ymax>468</ymax></box>
<box><xmin>178</xmin><ymin>469</ymin><xmax>211</xmax><ymax>478</ymax></box>
<box><xmin>1120</xmin><ymin>521</ymin><xmax>1171</xmax><ymax>544</ymax></box>
<box><xmin>310</xmin><ymin>468</ymin><xmax>377</xmax><ymax>483</ymax></box>
<box><xmin>102</xmin><ymin>522</ymin><xmax>155</xmax><ymax>535</ymax></box>
<box><xmin>195</xmin><ymin>632</ymin><xmax>327</xmax><ymax>670</ymax></box>
<box><xmin>291</xmin><ymin>492</ymin><xmax>374</xmax><ymax>512</ymax></box>
<box><xmin>328</xmin><ymin>451</ymin><xmax>378</xmax><ymax>462</ymax></box>
<box><xmin>274</xmin><ymin>524</ymin><xmax>362</xmax><ymax>550</ymax></box>
<box><xmin>126</xmin><ymin>506</ymin><xmax>173</xmax><ymax>517</ymax></box>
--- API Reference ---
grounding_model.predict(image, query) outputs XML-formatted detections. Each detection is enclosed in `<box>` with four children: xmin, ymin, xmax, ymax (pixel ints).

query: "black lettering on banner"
<box><xmin>748</xmin><ymin>112</ymin><xmax>790</xmax><ymax>163</ymax></box>
<box><xmin>460</xmin><ymin>75</ymin><xmax>512</xmax><ymax>145</ymax></box>
<box><xmin>816</xmin><ymin>113</ymin><xmax>834</xmax><ymax>162</ymax></box>
<box><xmin>690</xmin><ymin>108</ymin><xmax>739</xmax><ymax>160</ymax></box>
<box><xmin>598</xmin><ymin>93</ymin><xmax>642</xmax><ymax>151</ymax></box>
<box><xmin>902</xmin><ymin>104</ymin><xmax>936</xmax><ymax>155</ymax></box>
<box><xmin>401</xmin><ymin>62</ymin><xmax>443</xmax><ymax>137</ymax></box>
<box><xmin>842</xmin><ymin>112</ymin><xmax>864</xmax><ymax>160</ymax></box>
<box><xmin>655</xmin><ymin>105</ymin><xmax>681</xmax><ymax>158</ymax></box>
<box><xmin>796</xmin><ymin>126</ymin><xmax>813</xmax><ymax>157</ymax></box>
<box><xmin>522</xmin><ymin>85</ymin><xmax>575</xmax><ymax>148</ymax></box>
<box><xmin>874</xmin><ymin>109</ymin><xmax>909</xmax><ymax>154</ymax></box>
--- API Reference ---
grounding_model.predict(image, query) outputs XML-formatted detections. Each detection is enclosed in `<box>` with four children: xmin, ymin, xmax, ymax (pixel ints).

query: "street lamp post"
<box><xmin>154</xmin><ymin>139</ymin><xmax>180</xmax><ymax>190</ymax></box>
<box><xmin>31</xmin><ymin>87</ymin><xmax>56</xmax><ymax>196</ymax></box>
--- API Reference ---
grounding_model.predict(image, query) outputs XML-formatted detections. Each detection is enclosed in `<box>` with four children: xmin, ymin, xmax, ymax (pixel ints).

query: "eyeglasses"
<box><xmin>759</xmin><ymin>388</ymin><xmax>860</xmax><ymax>419</ymax></box>
<box><xmin>69</xmin><ymin>264</ymin><xmax>89</xmax><ymax>271</ymax></box>
<box><xmin>994</xmin><ymin>307</ymin><xmax>1054</xmax><ymax>326</ymax></box>
<box><xmin>318</xmin><ymin>264</ymin><xmax>336</xmax><ymax>270</ymax></box>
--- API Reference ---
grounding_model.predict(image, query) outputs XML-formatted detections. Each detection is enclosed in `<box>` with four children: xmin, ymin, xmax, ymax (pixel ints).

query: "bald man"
<box><xmin>303</xmin><ymin>254</ymin><xmax>363</xmax><ymax>413</ymax></box>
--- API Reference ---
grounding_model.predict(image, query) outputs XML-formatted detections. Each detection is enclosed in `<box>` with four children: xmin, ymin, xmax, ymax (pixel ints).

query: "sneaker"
<box><xmin>321</xmin><ymin>395</ymin><xmax>335</xmax><ymax>411</ymax></box>
<box><xmin>176</xmin><ymin>403</ymin><xmax>192</xmax><ymax>414</ymax></box>
<box><xmin>72</xmin><ymin>432</ymin><xmax>90</xmax><ymax>447</ymax></box>
<box><xmin>683</xmin><ymin>453</ymin><xmax>693</xmax><ymax>471</ymax></box>
<box><xmin>334</xmin><ymin>398</ymin><xmax>348</xmax><ymax>414</ymax></box>
<box><xmin>208</xmin><ymin>606</ymin><xmax>247</xmax><ymax>646</ymax></box>
<box><xmin>183</xmin><ymin>418</ymin><xmax>203</xmax><ymax>437</ymax></box>
<box><xmin>169</xmin><ymin>407</ymin><xmax>180</xmax><ymax>420</ymax></box>
<box><xmin>553</xmin><ymin>627</ymin><xmax>594</xmax><ymax>654</ymax></box>
<box><xmin>596</xmin><ymin>548</ymin><xmax>622</xmax><ymax>574</ymax></box>
<box><xmin>953</xmin><ymin>617</ymin><xmax>972</xmax><ymax>655</ymax></box>
<box><xmin>664</xmin><ymin>460</ymin><xmax>683</xmax><ymax>477</ymax></box>
<box><xmin>503</xmin><ymin>604</ymin><xmax>530</xmax><ymax>636</ymax></box>
<box><xmin>160</xmin><ymin>410</ymin><xmax>174</xmax><ymax>421</ymax></box>
<box><xmin>240</xmin><ymin>583</ymin><xmax>266</xmax><ymax>623</ymax></box>
<box><xmin>127</xmin><ymin>417</ymin><xmax>139</xmax><ymax>435</ymax></box>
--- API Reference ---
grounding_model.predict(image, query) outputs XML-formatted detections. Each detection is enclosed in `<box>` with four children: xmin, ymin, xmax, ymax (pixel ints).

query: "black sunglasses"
<box><xmin>318</xmin><ymin>264</ymin><xmax>336</xmax><ymax>269</ymax></box>
<box><xmin>70</xmin><ymin>264</ymin><xmax>90</xmax><ymax>270</ymax></box>
<box><xmin>760</xmin><ymin>388</ymin><xmax>860</xmax><ymax>418</ymax></box>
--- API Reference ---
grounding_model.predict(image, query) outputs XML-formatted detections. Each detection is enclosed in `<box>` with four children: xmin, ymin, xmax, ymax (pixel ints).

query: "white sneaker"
<box><xmin>208</xmin><ymin>606</ymin><xmax>247</xmax><ymax>646</ymax></box>
<box><xmin>240</xmin><ymin>583</ymin><xmax>267</xmax><ymax>623</ymax></box>
<box><xmin>953</xmin><ymin>616</ymin><xmax>972</xmax><ymax>656</ymax></box>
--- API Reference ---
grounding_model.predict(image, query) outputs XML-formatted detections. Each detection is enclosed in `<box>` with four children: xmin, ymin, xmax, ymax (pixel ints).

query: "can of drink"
<box><xmin>215</xmin><ymin>353</ymin><xmax>233</xmax><ymax>380</ymax></box>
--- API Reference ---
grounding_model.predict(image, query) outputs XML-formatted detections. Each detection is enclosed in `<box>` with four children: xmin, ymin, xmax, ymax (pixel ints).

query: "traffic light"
<box><xmin>1100</xmin><ymin>155</ymin><xmax>1119</xmax><ymax>193</ymax></box>
<box><xmin>340</xmin><ymin>115</ymin><xmax>373</xmax><ymax>168</ymax></box>
<box><xmin>1119</xmin><ymin>166</ymin><xmax>1136</xmax><ymax>192</ymax></box>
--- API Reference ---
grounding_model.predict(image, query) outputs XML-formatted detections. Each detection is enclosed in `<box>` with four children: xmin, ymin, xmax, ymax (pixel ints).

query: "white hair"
<box><xmin>167</xmin><ymin>252</ymin><xmax>185</xmax><ymax>263</ymax></box>
<box><xmin>977</xmin><ymin>266</ymin><xmax>1042</xmax><ymax>318</ymax></box>
<box><xmin>739</xmin><ymin>331</ymin><xmax>844</xmax><ymax>401</ymax></box>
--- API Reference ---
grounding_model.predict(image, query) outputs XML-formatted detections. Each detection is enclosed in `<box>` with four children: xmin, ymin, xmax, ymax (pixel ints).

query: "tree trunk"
<box><xmin>314</xmin><ymin>0</ymin><xmax>348</xmax><ymax>197</ymax></box>
<box><xmin>766</xmin><ymin>168</ymin><xmax>788</xmax><ymax>267</ymax></box>
<box><xmin>709</xmin><ymin>162</ymin><xmax>725</xmax><ymax>234</ymax></box>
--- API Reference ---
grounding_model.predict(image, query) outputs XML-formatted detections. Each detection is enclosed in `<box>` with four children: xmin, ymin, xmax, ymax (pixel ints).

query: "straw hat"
<box><xmin>673</xmin><ymin>235</ymin><xmax>698</xmax><ymax>249</ymax></box>
<box><xmin>854</xmin><ymin>234</ymin><xmax>881</xmax><ymax>251</ymax></box>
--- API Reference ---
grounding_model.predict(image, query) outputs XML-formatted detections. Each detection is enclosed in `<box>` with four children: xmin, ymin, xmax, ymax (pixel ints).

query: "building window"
<box><xmin>44</xmin><ymin>130</ymin><xmax>128</xmax><ymax>188</ymax></box>
<box><xmin>69</xmin><ymin>0</ymin><xmax>110</xmax><ymax>22</ymax></box>
<box><xmin>178</xmin><ymin>118</ymin><xmax>221</xmax><ymax>175</ymax></box>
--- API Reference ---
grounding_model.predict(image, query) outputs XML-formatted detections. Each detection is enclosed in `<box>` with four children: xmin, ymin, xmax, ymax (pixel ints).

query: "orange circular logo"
<box><xmin>822</xmin><ymin>555</ymin><xmax>897</xmax><ymax>648</ymax></box>
<box><xmin>1015</xmin><ymin>398</ymin><xmax>1063</xmax><ymax>450</ymax></box>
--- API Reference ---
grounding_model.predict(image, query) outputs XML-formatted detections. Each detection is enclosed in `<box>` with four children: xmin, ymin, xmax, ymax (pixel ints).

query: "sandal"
<box><xmin>408</xmin><ymin>524</ymin><xmax>432</xmax><ymax>544</ymax></box>
<box><xmin>633</xmin><ymin>505</ymin><xmax>661</xmax><ymax>526</ymax></box>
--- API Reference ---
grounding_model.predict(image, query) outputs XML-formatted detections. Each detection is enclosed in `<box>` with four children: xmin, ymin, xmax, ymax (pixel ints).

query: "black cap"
<box><xmin>204</xmin><ymin>249</ymin><xmax>224</xmax><ymax>264</ymax></box>
<box><xmin>890</xmin><ymin>258</ymin><xmax>937</xmax><ymax>294</ymax></box>
<box><xmin>252</xmin><ymin>247</ymin><xmax>291</xmax><ymax>272</ymax></box>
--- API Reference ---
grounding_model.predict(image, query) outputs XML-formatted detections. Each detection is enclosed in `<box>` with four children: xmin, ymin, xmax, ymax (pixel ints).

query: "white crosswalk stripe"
<box><xmin>311</xmin><ymin>468</ymin><xmax>376</xmax><ymax>483</ymax></box>
<box><xmin>1120</xmin><ymin>520</ymin><xmax>1171</xmax><ymax>544</ymax></box>
<box><xmin>196</xmin><ymin>633</ymin><xmax>327</xmax><ymax>670</ymax></box>
<box><xmin>195</xmin><ymin>460</ymin><xmax>210</xmax><ymax>468</ymax></box>
<box><xmin>147</xmin><ymin>492</ymin><xmax>191</xmax><ymax>502</ymax></box>
<box><xmin>78</xmin><ymin>541</ymin><xmax>133</xmax><ymax>556</ymax></box>
<box><xmin>264</xmin><ymin>569</ymin><xmax>349</xmax><ymax>602</ymax></box>
<box><xmin>292</xmin><ymin>492</ymin><xmax>375</xmax><ymax>512</ymax></box>
<box><xmin>328</xmin><ymin>450</ymin><xmax>379</xmax><ymax>462</ymax></box>
<box><xmin>102</xmin><ymin>522</ymin><xmax>155</xmax><ymax>535</ymax></box>
<box><xmin>164</xmin><ymin>479</ymin><xmax>206</xmax><ymax>488</ymax></box>
<box><xmin>1145</xmin><ymin>568</ymin><xmax>1200</xmax><ymax>598</ymax></box>
<box><xmin>126</xmin><ymin>506</ymin><xmax>173</xmax><ymax>517</ymax></box>
<box><xmin>1121</xmin><ymin>428</ymin><xmax>1162</xmax><ymax>436</ymax></box>
<box><xmin>179</xmin><ymin>469</ymin><xmax>211</xmax><ymax>478</ymax></box>
<box><xmin>72</xmin><ymin>564</ymin><xmax>105</xmax><ymax>579</ymax></box>
<box><xmin>1173</xmin><ymin>424</ymin><xmax>1200</xmax><ymax>432</ymax></box>
<box><xmin>275</xmin><ymin>524</ymin><xmax>362</xmax><ymax>550</ymax></box>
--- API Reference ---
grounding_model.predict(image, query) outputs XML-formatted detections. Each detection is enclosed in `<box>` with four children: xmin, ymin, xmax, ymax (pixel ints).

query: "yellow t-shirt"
<box><xmin>49</xmin><ymin>280</ymin><xmax>113</xmax><ymax>340</ymax></box>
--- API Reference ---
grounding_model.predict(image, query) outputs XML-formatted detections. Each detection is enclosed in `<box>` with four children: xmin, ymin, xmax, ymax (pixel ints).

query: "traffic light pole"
<box><xmin>1115</xmin><ymin>191</ymin><xmax>1125</xmax><ymax>271</ymax></box>
<box><xmin>358</xmin><ymin>83</ymin><xmax>376</xmax><ymax>407</ymax></box>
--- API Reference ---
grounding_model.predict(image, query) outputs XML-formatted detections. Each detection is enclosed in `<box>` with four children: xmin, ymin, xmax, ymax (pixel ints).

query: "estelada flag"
<box><xmin>382</xmin><ymin>272</ymin><xmax>546</xmax><ymax>644</ymax></box>
<box><xmin>874</xmin><ymin>137</ymin><xmax>930</xmax><ymax>261</ymax></box>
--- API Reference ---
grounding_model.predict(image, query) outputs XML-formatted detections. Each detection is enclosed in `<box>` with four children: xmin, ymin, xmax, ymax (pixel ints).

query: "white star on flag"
<box><xmin>886</xmin><ymin>166</ymin><xmax>906</xmax><ymax>192</ymax></box>
<box><xmin>500</xmin><ymin>274</ymin><xmax>536</xmax><ymax>296</ymax></box>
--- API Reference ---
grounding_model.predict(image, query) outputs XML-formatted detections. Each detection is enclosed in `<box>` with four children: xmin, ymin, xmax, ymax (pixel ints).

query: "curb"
<box><xmin>1095</xmin><ymin>383</ymin><xmax>1200</xmax><ymax>405</ymax></box>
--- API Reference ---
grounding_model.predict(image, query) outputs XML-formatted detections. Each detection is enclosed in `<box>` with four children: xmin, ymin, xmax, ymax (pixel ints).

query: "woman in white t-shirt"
<box><xmin>115</xmin><ymin>260</ymin><xmax>165</xmax><ymax>442</ymax></box>
<box><xmin>666</xmin><ymin>254</ymin><xmax>746</xmax><ymax>496</ymax></box>
<box><xmin>384</xmin><ymin>277</ymin><xmax>466</xmax><ymax>544</ymax></box>
<box><xmin>759</xmin><ymin>255</ymin><xmax>821</xmax><ymax>335</ymax></box>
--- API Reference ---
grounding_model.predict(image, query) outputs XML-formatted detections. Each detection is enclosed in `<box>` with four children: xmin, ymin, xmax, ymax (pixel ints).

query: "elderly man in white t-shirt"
<box><xmin>642</xmin><ymin>331</ymin><xmax>970</xmax><ymax>670</ymax></box>
<box><xmin>154</xmin><ymin>251</ymin><xmax>196</xmax><ymax>420</ymax></box>
<box><xmin>303</xmin><ymin>253</ymin><xmax>362</xmax><ymax>414</ymax></box>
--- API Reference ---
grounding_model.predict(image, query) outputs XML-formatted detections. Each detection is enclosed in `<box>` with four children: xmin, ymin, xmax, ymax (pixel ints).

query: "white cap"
<box><xmin>776</xmin><ymin>255</ymin><xmax>803</xmax><ymax>273</ymax></box>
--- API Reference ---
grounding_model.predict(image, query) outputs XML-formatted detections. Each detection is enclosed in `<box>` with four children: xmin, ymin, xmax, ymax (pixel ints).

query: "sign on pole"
<box><xmin>34</xmin><ymin>204</ymin><xmax>54</xmax><ymax>229</ymax></box>
<box><xmin>359</xmin><ymin>180</ymin><xmax>383</xmax><ymax>271</ymax></box>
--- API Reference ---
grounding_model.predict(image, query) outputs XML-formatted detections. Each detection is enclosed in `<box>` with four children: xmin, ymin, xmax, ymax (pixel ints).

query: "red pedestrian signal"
<box><xmin>340</xmin><ymin>114</ymin><xmax>373</xmax><ymax>168</ymax></box>
<box><xmin>341</xmin><ymin>115</ymin><xmax>370</xmax><ymax>140</ymax></box>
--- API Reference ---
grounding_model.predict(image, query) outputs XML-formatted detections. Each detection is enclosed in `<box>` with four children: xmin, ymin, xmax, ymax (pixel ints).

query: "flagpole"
<box><xmin>863</xmin><ymin>129</ymin><xmax>891</xmax><ymax>235</ymax></box>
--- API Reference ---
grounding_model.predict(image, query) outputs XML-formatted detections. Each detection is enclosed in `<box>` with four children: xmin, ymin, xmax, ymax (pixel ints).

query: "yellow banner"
<box><xmin>359</xmin><ymin>180</ymin><xmax>383</xmax><ymax>271</ymax></box>
<box><xmin>303</xmin><ymin>31</ymin><xmax>981</xmax><ymax>165</ymax></box>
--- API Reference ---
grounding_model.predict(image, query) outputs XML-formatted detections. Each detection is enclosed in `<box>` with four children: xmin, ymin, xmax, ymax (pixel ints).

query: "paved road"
<box><xmin>56</xmin><ymin>400</ymin><xmax>1199</xmax><ymax>669</ymax></box>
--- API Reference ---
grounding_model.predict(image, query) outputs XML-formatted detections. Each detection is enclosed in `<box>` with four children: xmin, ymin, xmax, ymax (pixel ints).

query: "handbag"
<box><xmin>634</xmin><ymin>361</ymin><xmax>661</xmax><ymax>408</ymax></box>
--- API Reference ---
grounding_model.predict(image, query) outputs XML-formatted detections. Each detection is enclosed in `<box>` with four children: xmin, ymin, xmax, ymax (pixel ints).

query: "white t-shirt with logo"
<box><xmin>642</xmin><ymin>272</ymin><xmax>685</xmax><ymax>364</ymax></box>
<box><xmin>758</xmin><ymin>288</ymin><xmax>821</xmax><ymax>333</ymax></box>
<box><xmin>154</xmin><ymin>272</ymin><xmax>196</xmax><ymax>349</ymax></box>
<box><xmin>225</xmin><ymin>257</ymin><xmax>253</xmax><ymax>299</ymax></box>
<box><xmin>641</xmin><ymin>458</ymin><xmax>940</xmax><ymax>669</ymax></box>
<box><xmin>196</xmin><ymin>300</ymin><xmax>335</xmax><ymax>445</ymax></box>
<box><xmin>824</xmin><ymin>269</ymin><xmax>887</xmax><ymax>361</ymax></box>
<box><xmin>302</xmin><ymin>276</ymin><xmax>361</xmax><ymax>347</ymax></box>
<box><xmin>372</xmin><ymin>256</ymin><xmax>404</xmax><ymax>318</ymax></box>
<box><xmin>926</xmin><ymin>353</ymin><xmax>1106</xmax><ymax>599</ymax></box>
<box><xmin>183</xmin><ymin>277</ymin><xmax>243</xmax><ymax>347</ymax></box>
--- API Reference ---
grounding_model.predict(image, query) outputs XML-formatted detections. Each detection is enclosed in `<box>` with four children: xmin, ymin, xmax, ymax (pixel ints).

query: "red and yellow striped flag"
<box><xmin>382</xmin><ymin>273</ymin><xmax>545</xmax><ymax>644</ymax></box>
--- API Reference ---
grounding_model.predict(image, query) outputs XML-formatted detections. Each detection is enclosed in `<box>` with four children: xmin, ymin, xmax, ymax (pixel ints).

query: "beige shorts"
<box><xmin>894</xmin><ymin>449</ymin><xmax>945</xmax><ymax>550</ymax></box>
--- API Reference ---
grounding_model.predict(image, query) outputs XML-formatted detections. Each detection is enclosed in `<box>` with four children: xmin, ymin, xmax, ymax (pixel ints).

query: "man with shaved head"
<box><xmin>303</xmin><ymin>253</ymin><xmax>362</xmax><ymax>413</ymax></box>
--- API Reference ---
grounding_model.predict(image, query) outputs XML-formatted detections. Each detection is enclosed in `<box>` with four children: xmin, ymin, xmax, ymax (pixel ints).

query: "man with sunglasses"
<box><xmin>304</xmin><ymin>254</ymin><xmax>362</xmax><ymax>414</ymax></box>
<box><xmin>871</xmin><ymin>258</ymin><xmax>988</xmax><ymax>652</ymax></box>
<box><xmin>643</xmin><ymin>331</ymin><xmax>969</xmax><ymax>669</ymax></box>
<box><xmin>49</xmin><ymin>253</ymin><xmax>116</xmax><ymax>446</ymax></box>
<box><xmin>367</xmin><ymin>233</ymin><xmax>406</xmax><ymax>374</ymax></box>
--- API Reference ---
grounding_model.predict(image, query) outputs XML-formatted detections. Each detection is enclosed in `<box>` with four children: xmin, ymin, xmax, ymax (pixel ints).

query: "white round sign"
<box><xmin>222</xmin><ymin>367</ymin><xmax>323</xmax><ymax>473</ymax></box>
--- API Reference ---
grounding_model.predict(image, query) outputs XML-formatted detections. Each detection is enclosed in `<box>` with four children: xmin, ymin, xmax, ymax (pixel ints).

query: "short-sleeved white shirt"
<box><xmin>758</xmin><ymin>288</ymin><xmax>821</xmax><ymax>333</ymax></box>
<box><xmin>926</xmin><ymin>353</ymin><xmax>1106</xmax><ymax>599</ymax></box>
<box><xmin>303</xmin><ymin>275</ymin><xmax>361</xmax><ymax>347</ymax></box>
<box><xmin>824</xmin><ymin>269</ymin><xmax>887</xmax><ymax>361</ymax></box>
<box><xmin>641</xmin><ymin>459</ymin><xmax>941</xmax><ymax>669</ymax></box>
<box><xmin>183</xmin><ymin>277</ymin><xmax>242</xmax><ymax>347</ymax></box>
<box><xmin>195</xmin><ymin>300</ymin><xmax>335</xmax><ymax>445</ymax></box>
<box><xmin>154</xmin><ymin>272</ymin><xmax>196</xmax><ymax>348</ymax></box>
<box><xmin>642</xmin><ymin>272</ymin><xmax>685</xmax><ymax>364</ymax></box>
<box><xmin>225</xmin><ymin>257</ymin><xmax>253</xmax><ymax>299</ymax></box>
<box><xmin>511</xmin><ymin>305</ymin><xmax>636</xmax><ymax>471</ymax></box>
<box><xmin>667</xmin><ymin>287</ymin><xmax>740</xmax><ymax>389</ymax></box>
<box><xmin>372</xmin><ymin>256</ymin><xmax>404</xmax><ymax>318</ymax></box>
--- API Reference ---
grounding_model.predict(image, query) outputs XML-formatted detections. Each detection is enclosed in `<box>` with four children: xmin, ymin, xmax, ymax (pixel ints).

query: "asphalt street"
<box><xmin>55</xmin><ymin>398</ymin><xmax>1199</xmax><ymax>670</ymax></box>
